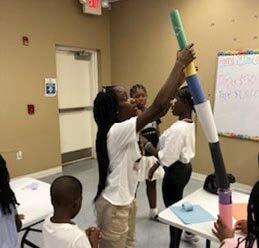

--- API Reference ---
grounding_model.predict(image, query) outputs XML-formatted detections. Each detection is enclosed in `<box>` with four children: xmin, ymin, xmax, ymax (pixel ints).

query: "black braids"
<box><xmin>0</xmin><ymin>155</ymin><xmax>19</xmax><ymax>215</ymax></box>
<box><xmin>236</xmin><ymin>181</ymin><xmax>259</xmax><ymax>248</ymax></box>
<box><xmin>130</xmin><ymin>83</ymin><xmax>147</xmax><ymax>97</ymax></box>
<box><xmin>245</xmin><ymin>181</ymin><xmax>259</xmax><ymax>248</ymax></box>
<box><xmin>93</xmin><ymin>86</ymin><xmax>117</xmax><ymax>201</ymax></box>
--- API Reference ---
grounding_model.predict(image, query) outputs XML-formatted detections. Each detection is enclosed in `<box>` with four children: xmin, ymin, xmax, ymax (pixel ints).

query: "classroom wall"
<box><xmin>0</xmin><ymin>0</ymin><xmax>111</xmax><ymax>177</ymax></box>
<box><xmin>110</xmin><ymin>0</ymin><xmax>259</xmax><ymax>185</ymax></box>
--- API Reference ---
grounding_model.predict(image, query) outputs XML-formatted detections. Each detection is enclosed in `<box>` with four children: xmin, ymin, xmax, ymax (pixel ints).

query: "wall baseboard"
<box><xmin>14</xmin><ymin>166</ymin><xmax>252</xmax><ymax>194</ymax></box>
<box><xmin>61</xmin><ymin>148</ymin><xmax>92</xmax><ymax>163</ymax></box>
<box><xmin>191</xmin><ymin>172</ymin><xmax>207</xmax><ymax>182</ymax></box>
<box><xmin>191</xmin><ymin>172</ymin><xmax>252</xmax><ymax>194</ymax></box>
<box><xmin>14</xmin><ymin>166</ymin><xmax>62</xmax><ymax>180</ymax></box>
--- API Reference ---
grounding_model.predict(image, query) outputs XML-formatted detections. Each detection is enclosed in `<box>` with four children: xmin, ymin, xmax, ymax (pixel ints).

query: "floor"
<box><xmin>18</xmin><ymin>159</ymin><xmax>219</xmax><ymax>248</ymax></box>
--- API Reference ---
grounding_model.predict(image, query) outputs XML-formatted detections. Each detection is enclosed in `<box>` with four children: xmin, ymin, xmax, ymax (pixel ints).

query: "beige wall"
<box><xmin>110</xmin><ymin>0</ymin><xmax>259</xmax><ymax>185</ymax></box>
<box><xmin>0</xmin><ymin>0</ymin><xmax>111</xmax><ymax>177</ymax></box>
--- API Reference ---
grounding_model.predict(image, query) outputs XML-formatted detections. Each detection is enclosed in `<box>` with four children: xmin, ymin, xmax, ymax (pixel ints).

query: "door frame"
<box><xmin>56</xmin><ymin>45</ymin><xmax>98</xmax><ymax>163</ymax></box>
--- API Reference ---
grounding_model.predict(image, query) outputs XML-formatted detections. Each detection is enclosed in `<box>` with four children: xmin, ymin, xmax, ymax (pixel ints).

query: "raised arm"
<box><xmin>136</xmin><ymin>44</ymin><xmax>195</xmax><ymax>132</ymax></box>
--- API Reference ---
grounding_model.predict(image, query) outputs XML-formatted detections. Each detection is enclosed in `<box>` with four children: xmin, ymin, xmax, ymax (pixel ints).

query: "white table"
<box><xmin>11</xmin><ymin>177</ymin><xmax>52</xmax><ymax>248</ymax></box>
<box><xmin>158</xmin><ymin>188</ymin><xmax>249</xmax><ymax>247</ymax></box>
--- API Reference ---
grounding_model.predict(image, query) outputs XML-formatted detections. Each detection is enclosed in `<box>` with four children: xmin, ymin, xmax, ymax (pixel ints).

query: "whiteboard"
<box><xmin>214</xmin><ymin>52</ymin><xmax>259</xmax><ymax>141</ymax></box>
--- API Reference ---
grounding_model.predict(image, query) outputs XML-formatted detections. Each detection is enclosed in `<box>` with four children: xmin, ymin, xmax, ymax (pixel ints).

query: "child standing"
<box><xmin>93</xmin><ymin>44</ymin><xmax>195</xmax><ymax>248</ymax></box>
<box><xmin>43</xmin><ymin>175</ymin><xmax>100</xmax><ymax>248</ymax></box>
<box><xmin>0</xmin><ymin>154</ymin><xmax>22</xmax><ymax>248</ymax></box>
<box><xmin>144</xmin><ymin>86</ymin><xmax>198</xmax><ymax>247</ymax></box>
<box><xmin>130</xmin><ymin>84</ymin><xmax>164</xmax><ymax>220</ymax></box>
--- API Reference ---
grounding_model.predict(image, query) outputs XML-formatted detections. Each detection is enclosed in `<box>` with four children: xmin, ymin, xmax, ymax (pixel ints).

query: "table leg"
<box><xmin>20</xmin><ymin>220</ymin><xmax>44</xmax><ymax>248</ymax></box>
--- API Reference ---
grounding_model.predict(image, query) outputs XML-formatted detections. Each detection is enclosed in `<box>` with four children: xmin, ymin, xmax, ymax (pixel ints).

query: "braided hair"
<box><xmin>129</xmin><ymin>84</ymin><xmax>147</xmax><ymax>98</ymax></box>
<box><xmin>235</xmin><ymin>181</ymin><xmax>259</xmax><ymax>248</ymax></box>
<box><xmin>245</xmin><ymin>181</ymin><xmax>259</xmax><ymax>248</ymax></box>
<box><xmin>0</xmin><ymin>155</ymin><xmax>19</xmax><ymax>214</ymax></box>
<box><xmin>93</xmin><ymin>86</ymin><xmax>118</xmax><ymax>201</ymax></box>
<box><xmin>176</xmin><ymin>86</ymin><xmax>195</xmax><ymax>112</ymax></box>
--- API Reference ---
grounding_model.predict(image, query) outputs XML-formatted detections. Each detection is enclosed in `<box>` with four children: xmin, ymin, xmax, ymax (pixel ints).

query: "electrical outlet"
<box><xmin>16</xmin><ymin>151</ymin><xmax>23</xmax><ymax>160</ymax></box>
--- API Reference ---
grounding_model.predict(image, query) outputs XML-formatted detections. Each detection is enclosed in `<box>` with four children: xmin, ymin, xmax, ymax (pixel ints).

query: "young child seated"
<box><xmin>213</xmin><ymin>181</ymin><xmax>259</xmax><ymax>248</ymax></box>
<box><xmin>43</xmin><ymin>175</ymin><xmax>101</xmax><ymax>248</ymax></box>
<box><xmin>0</xmin><ymin>154</ymin><xmax>23</xmax><ymax>248</ymax></box>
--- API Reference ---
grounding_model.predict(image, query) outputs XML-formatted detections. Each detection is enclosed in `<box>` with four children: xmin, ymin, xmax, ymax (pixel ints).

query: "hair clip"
<box><xmin>102</xmin><ymin>87</ymin><xmax>106</xmax><ymax>93</ymax></box>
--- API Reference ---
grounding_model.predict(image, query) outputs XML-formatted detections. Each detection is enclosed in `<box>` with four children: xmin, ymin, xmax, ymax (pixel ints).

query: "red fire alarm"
<box><xmin>22</xmin><ymin>36</ymin><xmax>29</xmax><ymax>46</ymax></box>
<box><xmin>27</xmin><ymin>104</ymin><xmax>35</xmax><ymax>115</ymax></box>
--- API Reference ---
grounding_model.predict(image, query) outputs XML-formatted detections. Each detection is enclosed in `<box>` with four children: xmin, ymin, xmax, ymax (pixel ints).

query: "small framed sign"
<box><xmin>45</xmin><ymin>78</ymin><xmax>57</xmax><ymax>97</ymax></box>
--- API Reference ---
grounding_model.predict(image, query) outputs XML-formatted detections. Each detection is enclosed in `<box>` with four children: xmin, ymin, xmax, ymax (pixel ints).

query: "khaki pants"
<box><xmin>95</xmin><ymin>196</ymin><xmax>137</xmax><ymax>248</ymax></box>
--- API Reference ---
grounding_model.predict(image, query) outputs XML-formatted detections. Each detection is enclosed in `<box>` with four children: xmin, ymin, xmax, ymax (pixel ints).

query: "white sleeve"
<box><xmin>73</xmin><ymin>234</ymin><xmax>92</xmax><ymax>248</ymax></box>
<box><xmin>158</xmin><ymin>128</ymin><xmax>184</xmax><ymax>167</ymax></box>
<box><xmin>109</xmin><ymin>117</ymin><xmax>138</xmax><ymax>147</ymax></box>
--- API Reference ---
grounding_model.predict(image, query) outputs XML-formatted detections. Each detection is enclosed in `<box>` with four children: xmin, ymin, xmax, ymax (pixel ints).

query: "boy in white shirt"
<box><xmin>43</xmin><ymin>176</ymin><xmax>100</xmax><ymax>248</ymax></box>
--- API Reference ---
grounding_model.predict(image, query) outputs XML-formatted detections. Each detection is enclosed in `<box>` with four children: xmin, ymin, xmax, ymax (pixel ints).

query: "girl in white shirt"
<box><xmin>93</xmin><ymin>45</ymin><xmax>195</xmax><ymax>248</ymax></box>
<box><xmin>130</xmin><ymin>84</ymin><xmax>164</xmax><ymax>220</ymax></box>
<box><xmin>145</xmin><ymin>86</ymin><xmax>197</xmax><ymax>248</ymax></box>
<box><xmin>212</xmin><ymin>180</ymin><xmax>259</xmax><ymax>248</ymax></box>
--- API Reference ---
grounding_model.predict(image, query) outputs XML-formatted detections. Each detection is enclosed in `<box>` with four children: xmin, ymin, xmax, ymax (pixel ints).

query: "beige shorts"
<box><xmin>95</xmin><ymin>196</ymin><xmax>137</xmax><ymax>248</ymax></box>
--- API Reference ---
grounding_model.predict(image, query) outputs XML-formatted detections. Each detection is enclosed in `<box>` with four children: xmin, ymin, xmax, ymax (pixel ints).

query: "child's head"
<box><xmin>171</xmin><ymin>86</ymin><xmax>195</xmax><ymax>117</ymax></box>
<box><xmin>50</xmin><ymin>176</ymin><xmax>83</xmax><ymax>219</ymax></box>
<box><xmin>246</xmin><ymin>180</ymin><xmax>259</xmax><ymax>247</ymax></box>
<box><xmin>0</xmin><ymin>154</ymin><xmax>19</xmax><ymax>214</ymax></box>
<box><xmin>130</xmin><ymin>84</ymin><xmax>147</xmax><ymax>110</ymax></box>
<box><xmin>94</xmin><ymin>86</ymin><xmax>138</xmax><ymax>128</ymax></box>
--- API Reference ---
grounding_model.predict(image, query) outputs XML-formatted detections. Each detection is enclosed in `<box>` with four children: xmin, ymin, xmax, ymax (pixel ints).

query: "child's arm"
<box><xmin>148</xmin><ymin>162</ymin><xmax>161</xmax><ymax>181</ymax></box>
<box><xmin>140</xmin><ymin>136</ymin><xmax>162</xmax><ymax>180</ymax></box>
<box><xmin>15</xmin><ymin>214</ymin><xmax>24</xmax><ymax>231</ymax></box>
<box><xmin>136</xmin><ymin>44</ymin><xmax>195</xmax><ymax>132</ymax></box>
<box><xmin>141</xmin><ymin>136</ymin><xmax>158</xmax><ymax>158</ymax></box>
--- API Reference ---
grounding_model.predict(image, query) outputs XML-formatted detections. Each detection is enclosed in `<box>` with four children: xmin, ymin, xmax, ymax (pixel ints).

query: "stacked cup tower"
<box><xmin>171</xmin><ymin>10</ymin><xmax>232</xmax><ymax>228</ymax></box>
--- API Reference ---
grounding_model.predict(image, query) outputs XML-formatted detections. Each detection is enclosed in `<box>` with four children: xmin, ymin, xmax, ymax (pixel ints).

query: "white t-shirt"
<box><xmin>158</xmin><ymin>120</ymin><xmax>195</xmax><ymax>167</ymax></box>
<box><xmin>102</xmin><ymin>117</ymin><xmax>141</xmax><ymax>206</ymax></box>
<box><xmin>43</xmin><ymin>216</ymin><xmax>91</xmax><ymax>248</ymax></box>
<box><xmin>0</xmin><ymin>205</ymin><xmax>18</xmax><ymax>248</ymax></box>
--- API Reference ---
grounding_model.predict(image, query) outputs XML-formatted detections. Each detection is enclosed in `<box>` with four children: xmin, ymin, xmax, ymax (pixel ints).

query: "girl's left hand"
<box><xmin>212</xmin><ymin>215</ymin><xmax>234</xmax><ymax>242</ymax></box>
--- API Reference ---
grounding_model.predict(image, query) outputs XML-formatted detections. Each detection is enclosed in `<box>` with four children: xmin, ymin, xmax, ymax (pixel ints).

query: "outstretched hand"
<box><xmin>212</xmin><ymin>215</ymin><xmax>234</xmax><ymax>242</ymax></box>
<box><xmin>177</xmin><ymin>43</ymin><xmax>196</xmax><ymax>68</ymax></box>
